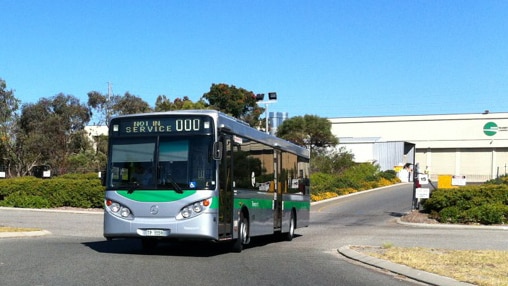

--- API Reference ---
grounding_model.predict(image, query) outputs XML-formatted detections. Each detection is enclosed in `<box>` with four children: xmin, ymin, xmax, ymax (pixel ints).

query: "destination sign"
<box><xmin>111</xmin><ymin>116</ymin><xmax>212</xmax><ymax>136</ymax></box>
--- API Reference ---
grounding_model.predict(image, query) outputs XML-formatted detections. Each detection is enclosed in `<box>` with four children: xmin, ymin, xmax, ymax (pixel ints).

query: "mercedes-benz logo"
<box><xmin>150</xmin><ymin>205</ymin><xmax>159</xmax><ymax>215</ymax></box>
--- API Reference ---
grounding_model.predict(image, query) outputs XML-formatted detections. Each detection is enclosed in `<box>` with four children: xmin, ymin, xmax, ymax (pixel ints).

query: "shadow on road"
<box><xmin>387</xmin><ymin>211</ymin><xmax>406</xmax><ymax>218</ymax></box>
<box><xmin>83</xmin><ymin>234</ymin><xmax>302</xmax><ymax>257</ymax></box>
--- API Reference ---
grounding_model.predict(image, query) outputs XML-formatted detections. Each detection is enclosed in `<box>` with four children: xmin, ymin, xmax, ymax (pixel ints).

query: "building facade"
<box><xmin>329</xmin><ymin>112</ymin><xmax>508</xmax><ymax>183</ymax></box>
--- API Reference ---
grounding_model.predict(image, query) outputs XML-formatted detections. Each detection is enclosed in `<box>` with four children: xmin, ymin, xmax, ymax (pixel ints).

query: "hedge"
<box><xmin>423</xmin><ymin>184</ymin><xmax>508</xmax><ymax>225</ymax></box>
<box><xmin>0</xmin><ymin>173</ymin><xmax>104</xmax><ymax>209</ymax></box>
<box><xmin>309</xmin><ymin>168</ymin><xmax>400</xmax><ymax>202</ymax></box>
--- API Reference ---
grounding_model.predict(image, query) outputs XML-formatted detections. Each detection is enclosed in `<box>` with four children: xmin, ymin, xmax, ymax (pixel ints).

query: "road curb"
<box><xmin>0</xmin><ymin>206</ymin><xmax>103</xmax><ymax>215</ymax></box>
<box><xmin>0</xmin><ymin>230</ymin><xmax>51</xmax><ymax>238</ymax></box>
<box><xmin>338</xmin><ymin>245</ymin><xmax>475</xmax><ymax>286</ymax></box>
<box><xmin>397</xmin><ymin>217</ymin><xmax>508</xmax><ymax>230</ymax></box>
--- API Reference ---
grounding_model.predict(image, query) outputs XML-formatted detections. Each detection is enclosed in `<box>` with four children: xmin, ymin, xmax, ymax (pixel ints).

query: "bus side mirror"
<box><xmin>213</xmin><ymin>141</ymin><xmax>223</xmax><ymax>160</ymax></box>
<box><xmin>100</xmin><ymin>169</ymin><xmax>107</xmax><ymax>186</ymax></box>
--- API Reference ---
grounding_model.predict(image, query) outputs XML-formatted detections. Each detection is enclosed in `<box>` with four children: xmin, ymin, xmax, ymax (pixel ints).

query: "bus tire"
<box><xmin>285</xmin><ymin>211</ymin><xmax>296</xmax><ymax>241</ymax></box>
<box><xmin>232</xmin><ymin>212</ymin><xmax>249</xmax><ymax>252</ymax></box>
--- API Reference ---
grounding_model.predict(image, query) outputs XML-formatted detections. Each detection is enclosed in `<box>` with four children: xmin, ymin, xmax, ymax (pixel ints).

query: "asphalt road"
<box><xmin>1</xmin><ymin>183</ymin><xmax>507</xmax><ymax>286</ymax></box>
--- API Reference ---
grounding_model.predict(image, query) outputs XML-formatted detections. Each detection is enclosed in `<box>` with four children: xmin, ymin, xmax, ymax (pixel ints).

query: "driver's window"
<box><xmin>109</xmin><ymin>142</ymin><xmax>155</xmax><ymax>187</ymax></box>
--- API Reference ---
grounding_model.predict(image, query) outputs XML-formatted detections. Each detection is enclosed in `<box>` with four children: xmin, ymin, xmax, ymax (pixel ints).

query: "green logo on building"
<box><xmin>483</xmin><ymin>122</ymin><xmax>498</xmax><ymax>136</ymax></box>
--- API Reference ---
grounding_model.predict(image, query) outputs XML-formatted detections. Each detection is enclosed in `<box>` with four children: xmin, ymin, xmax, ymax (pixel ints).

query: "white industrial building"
<box><xmin>329</xmin><ymin>112</ymin><xmax>508</xmax><ymax>183</ymax></box>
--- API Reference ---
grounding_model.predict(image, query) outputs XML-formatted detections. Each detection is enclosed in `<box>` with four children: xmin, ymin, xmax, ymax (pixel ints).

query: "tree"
<box><xmin>0</xmin><ymin>78</ymin><xmax>21</xmax><ymax>177</ymax></box>
<box><xmin>276</xmin><ymin>114</ymin><xmax>338</xmax><ymax>151</ymax></box>
<box><xmin>202</xmin><ymin>83</ymin><xmax>264</xmax><ymax>127</ymax></box>
<box><xmin>154</xmin><ymin>95</ymin><xmax>207</xmax><ymax>111</ymax></box>
<box><xmin>87</xmin><ymin>90</ymin><xmax>111</xmax><ymax>126</ymax></box>
<box><xmin>19</xmin><ymin>94</ymin><xmax>91</xmax><ymax>175</ymax></box>
<box><xmin>112</xmin><ymin>92</ymin><xmax>152</xmax><ymax>115</ymax></box>
<box><xmin>88</xmin><ymin>91</ymin><xmax>152</xmax><ymax>126</ymax></box>
<box><xmin>310</xmin><ymin>147</ymin><xmax>355</xmax><ymax>174</ymax></box>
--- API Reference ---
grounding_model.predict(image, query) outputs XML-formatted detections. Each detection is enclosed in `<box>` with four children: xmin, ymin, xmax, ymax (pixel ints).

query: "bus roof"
<box><xmin>111</xmin><ymin>110</ymin><xmax>310</xmax><ymax>158</ymax></box>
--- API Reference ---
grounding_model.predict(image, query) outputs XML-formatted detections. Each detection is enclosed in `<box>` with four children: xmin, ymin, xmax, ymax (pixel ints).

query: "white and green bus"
<box><xmin>103</xmin><ymin>110</ymin><xmax>310</xmax><ymax>252</ymax></box>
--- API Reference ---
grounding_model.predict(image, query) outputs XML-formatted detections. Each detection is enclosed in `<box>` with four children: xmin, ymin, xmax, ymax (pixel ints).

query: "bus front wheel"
<box><xmin>285</xmin><ymin>211</ymin><xmax>296</xmax><ymax>241</ymax></box>
<box><xmin>232</xmin><ymin>212</ymin><xmax>249</xmax><ymax>252</ymax></box>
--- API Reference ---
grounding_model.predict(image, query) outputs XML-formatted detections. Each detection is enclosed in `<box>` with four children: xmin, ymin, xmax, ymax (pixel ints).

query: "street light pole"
<box><xmin>256</xmin><ymin>92</ymin><xmax>277</xmax><ymax>134</ymax></box>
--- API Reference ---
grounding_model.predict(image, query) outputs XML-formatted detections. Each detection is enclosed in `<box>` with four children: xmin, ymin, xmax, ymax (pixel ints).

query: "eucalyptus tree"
<box><xmin>19</xmin><ymin>93</ymin><xmax>90</xmax><ymax>175</ymax></box>
<box><xmin>88</xmin><ymin>91</ymin><xmax>152</xmax><ymax>126</ymax></box>
<box><xmin>154</xmin><ymin>95</ymin><xmax>207</xmax><ymax>111</ymax></box>
<box><xmin>0</xmin><ymin>78</ymin><xmax>21</xmax><ymax>176</ymax></box>
<box><xmin>276</xmin><ymin>114</ymin><xmax>338</xmax><ymax>152</ymax></box>
<box><xmin>202</xmin><ymin>83</ymin><xmax>264</xmax><ymax>127</ymax></box>
<box><xmin>111</xmin><ymin>91</ymin><xmax>152</xmax><ymax>116</ymax></box>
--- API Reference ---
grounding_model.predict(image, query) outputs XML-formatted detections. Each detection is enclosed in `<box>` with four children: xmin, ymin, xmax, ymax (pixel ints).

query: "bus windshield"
<box><xmin>107</xmin><ymin>135</ymin><xmax>216</xmax><ymax>190</ymax></box>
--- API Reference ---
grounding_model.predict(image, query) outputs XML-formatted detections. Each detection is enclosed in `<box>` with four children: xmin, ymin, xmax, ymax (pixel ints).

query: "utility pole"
<box><xmin>106</xmin><ymin>82</ymin><xmax>112</xmax><ymax>126</ymax></box>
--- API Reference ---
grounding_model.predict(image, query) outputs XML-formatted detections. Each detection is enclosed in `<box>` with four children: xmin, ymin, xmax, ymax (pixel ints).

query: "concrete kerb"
<box><xmin>0</xmin><ymin>230</ymin><xmax>52</xmax><ymax>238</ymax></box>
<box><xmin>397</xmin><ymin>217</ymin><xmax>508</xmax><ymax>231</ymax></box>
<box><xmin>0</xmin><ymin>206</ymin><xmax>104</xmax><ymax>215</ymax></box>
<box><xmin>338</xmin><ymin>246</ymin><xmax>475</xmax><ymax>286</ymax></box>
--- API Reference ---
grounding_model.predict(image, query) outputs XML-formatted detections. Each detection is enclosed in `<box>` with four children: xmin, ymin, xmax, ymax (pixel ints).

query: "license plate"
<box><xmin>145</xmin><ymin>229</ymin><xmax>166</xmax><ymax>236</ymax></box>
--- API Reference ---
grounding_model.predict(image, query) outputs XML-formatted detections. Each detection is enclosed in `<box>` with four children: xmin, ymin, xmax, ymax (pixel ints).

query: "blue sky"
<box><xmin>2</xmin><ymin>0</ymin><xmax>508</xmax><ymax>120</ymax></box>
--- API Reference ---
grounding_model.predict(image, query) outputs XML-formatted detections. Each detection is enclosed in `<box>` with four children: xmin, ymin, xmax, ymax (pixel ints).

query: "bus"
<box><xmin>103</xmin><ymin>110</ymin><xmax>310</xmax><ymax>252</ymax></box>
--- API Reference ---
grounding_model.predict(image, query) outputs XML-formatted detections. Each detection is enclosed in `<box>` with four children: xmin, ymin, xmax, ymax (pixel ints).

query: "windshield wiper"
<box><xmin>164</xmin><ymin>176</ymin><xmax>183</xmax><ymax>194</ymax></box>
<box><xmin>127</xmin><ymin>182</ymin><xmax>140</xmax><ymax>194</ymax></box>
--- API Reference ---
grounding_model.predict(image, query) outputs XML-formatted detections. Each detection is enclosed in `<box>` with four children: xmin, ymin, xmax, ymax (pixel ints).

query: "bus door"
<box><xmin>218</xmin><ymin>134</ymin><xmax>234</xmax><ymax>239</ymax></box>
<box><xmin>273</xmin><ymin>149</ymin><xmax>283</xmax><ymax>230</ymax></box>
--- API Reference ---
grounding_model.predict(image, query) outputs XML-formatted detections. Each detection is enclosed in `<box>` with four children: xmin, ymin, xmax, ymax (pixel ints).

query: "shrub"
<box><xmin>377</xmin><ymin>177</ymin><xmax>395</xmax><ymax>187</ymax></box>
<box><xmin>310</xmin><ymin>192</ymin><xmax>338</xmax><ymax>202</ymax></box>
<box><xmin>424</xmin><ymin>184</ymin><xmax>508</xmax><ymax>225</ymax></box>
<box><xmin>339</xmin><ymin>163</ymin><xmax>380</xmax><ymax>186</ymax></box>
<box><xmin>464</xmin><ymin>204</ymin><xmax>508</xmax><ymax>225</ymax></box>
<box><xmin>379</xmin><ymin>170</ymin><xmax>397</xmax><ymax>180</ymax></box>
<box><xmin>438</xmin><ymin>206</ymin><xmax>462</xmax><ymax>223</ymax></box>
<box><xmin>485</xmin><ymin>174</ymin><xmax>508</xmax><ymax>185</ymax></box>
<box><xmin>1</xmin><ymin>193</ymin><xmax>51</xmax><ymax>208</ymax></box>
<box><xmin>337</xmin><ymin>187</ymin><xmax>357</xmax><ymax>195</ymax></box>
<box><xmin>360</xmin><ymin>181</ymin><xmax>379</xmax><ymax>190</ymax></box>
<box><xmin>0</xmin><ymin>173</ymin><xmax>104</xmax><ymax>209</ymax></box>
<box><xmin>310</xmin><ymin>172</ymin><xmax>339</xmax><ymax>194</ymax></box>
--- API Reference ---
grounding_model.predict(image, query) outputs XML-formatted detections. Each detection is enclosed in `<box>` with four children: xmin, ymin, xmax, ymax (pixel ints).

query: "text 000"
<box><xmin>175</xmin><ymin>119</ymin><xmax>200</xmax><ymax>132</ymax></box>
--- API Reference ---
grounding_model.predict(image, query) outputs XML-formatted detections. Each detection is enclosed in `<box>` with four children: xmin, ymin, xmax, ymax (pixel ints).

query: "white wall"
<box><xmin>329</xmin><ymin>113</ymin><xmax>508</xmax><ymax>182</ymax></box>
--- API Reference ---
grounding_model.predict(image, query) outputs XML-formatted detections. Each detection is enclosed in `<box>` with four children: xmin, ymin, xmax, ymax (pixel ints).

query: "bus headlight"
<box><xmin>181</xmin><ymin>207</ymin><xmax>191</xmax><ymax>218</ymax></box>
<box><xmin>120</xmin><ymin>207</ymin><xmax>131</xmax><ymax>217</ymax></box>
<box><xmin>105</xmin><ymin>199</ymin><xmax>133</xmax><ymax>219</ymax></box>
<box><xmin>193</xmin><ymin>203</ymin><xmax>202</xmax><ymax>213</ymax></box>
<box><xmin>176</xmin><ymin>198</ymin><xmax>211</xmax><ymax>220</ymax></box>
<box><xmin>110</xmin><ymin>202</ymin><xmax>120</xmax><ymax>213</ymax></box>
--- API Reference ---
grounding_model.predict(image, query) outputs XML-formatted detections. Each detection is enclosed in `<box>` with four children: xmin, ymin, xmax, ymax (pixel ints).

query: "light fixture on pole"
<box><xmin>256</xmin><ymin>92</ymin><xmax>277</xmax><ymax>134</ymax></box>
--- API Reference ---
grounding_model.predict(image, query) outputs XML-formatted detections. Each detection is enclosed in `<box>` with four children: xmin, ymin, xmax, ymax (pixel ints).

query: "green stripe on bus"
<box><xmin>210</xmin><ymin>197</ymin><xmax>219</xmax><ymax>209</ymax></box>
<box><xmin>116</xmin><ymin>190</ymin><xmax>196</xmax><ymax>202</ymax></box>
<box><xmin>235</xmin><ymin>198</ymin><xmax>273</xmax><ymax>209</ymax></box>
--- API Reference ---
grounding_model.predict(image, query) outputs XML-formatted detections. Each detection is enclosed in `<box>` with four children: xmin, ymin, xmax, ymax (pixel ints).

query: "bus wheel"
<box><xmin>141</xmin><ymin>239</ymin><xmax>158</xmax><ymax>250</ymax></box>
<box><xmin>232</xmin><ymin>213</ymin><xmax>249</xmax><ymax>252</ymax></box>
<box><xmin>285</xmin><ymin>211</ymin><xmax>295</xmax><ymax>241</ymax></box>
